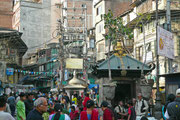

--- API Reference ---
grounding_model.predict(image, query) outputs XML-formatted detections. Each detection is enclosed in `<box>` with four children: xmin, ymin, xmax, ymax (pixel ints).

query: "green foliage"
<box><xmin>136</xmin><ymin>13</ymin><xmax>152</xmax><ymax>28</ymax></box>
<box><xmin>104</xmin><ymin>10</ymin><xmax>133</xmax><ymax>45</ymax></box>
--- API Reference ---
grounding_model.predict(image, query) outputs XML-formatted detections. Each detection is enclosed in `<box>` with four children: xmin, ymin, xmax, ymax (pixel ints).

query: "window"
<box><xmin>127</xmin><ymin>15</ymin><xmax>130</xmax><ymax>23</ymax></box>
<box><xmin>98</xmin><ymin>44</ymin><xmax>104</xmax><ymax>52</ymax></box>
<box><xmin>98</xmin><ymin>24</ymin><xmax>103</xmax><ymax>33</ymax></box>
<box><xmin>136</xmin><ymin>46</ymin><xmax>143</xmax><ymax>61</ymax></box>
<box><xmin>89</xmin><ymin>39</ymin><xmax>95</xmax><ymax>48</ymax></box>
<box><xmin>140</xmin><ymin>26</ymin><xmax>143</xmax><ymax>33</ymax></box>
<box><xmin>97</xmin><ymin>5</ymin><xmax>102</xmax><ymax>16</ymax></box>
<box><xmin>146</xmin><ymin>43</ymin><xmax>151</xmax><ymax>52</ymax></box>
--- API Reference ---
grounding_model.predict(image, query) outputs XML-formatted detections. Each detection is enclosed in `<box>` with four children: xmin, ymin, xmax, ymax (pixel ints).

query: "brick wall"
<box><xmin>66</xmin><ymin>0</ymin><xmax>93</xmax><ymax>29</ymax></box>
<box><xmin>0</xmin><ymin>0</ymin><xmax>14</xmax><ymax>29</ymax></box>
<box><xmin>105</xmin><ymin>0</ymin><xmax>132</xmax><ymax>17</ymax></box>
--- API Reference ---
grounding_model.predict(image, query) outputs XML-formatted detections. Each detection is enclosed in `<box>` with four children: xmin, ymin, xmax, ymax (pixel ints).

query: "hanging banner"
<box><xmin>157</xmin><ymin>26</ymin><xmax>174</xmax><ymax>59</ymax></box>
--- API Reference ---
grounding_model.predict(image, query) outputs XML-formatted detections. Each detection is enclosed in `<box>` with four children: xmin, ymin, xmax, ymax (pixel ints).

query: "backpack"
<box><xmin>114</xmin><ymin>106</ymin><xmax>124</xmax><ymax>119</ymax></box>
<box><xmin>167</xmin><ymin>101</ymin><xmax>180</xmax><ymax>120</ymax></box>
<box><xmin>130</xmin><ymin>106</ymin><xmax>136</xmax><ymax>120</ymax></box>
<box><xmin>107</xmin><ymin>107</ymin><xmax>117</xmax><ymax>120</ymax></box>
<box><xmin>141</xmin><ymin>100</ymin><xmax>146</xmax><ymax>113</ymax></box>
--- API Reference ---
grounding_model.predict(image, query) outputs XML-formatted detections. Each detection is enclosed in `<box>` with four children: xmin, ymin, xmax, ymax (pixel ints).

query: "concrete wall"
<box><xmin>13</xmin><ymin>0</ymin><xmax>51</xmax><ymax>57</ymax></box>
<box><xmin>50</xmin><ymin>0</ymin><xmax>62</xmax><ymax>43</ymax></box>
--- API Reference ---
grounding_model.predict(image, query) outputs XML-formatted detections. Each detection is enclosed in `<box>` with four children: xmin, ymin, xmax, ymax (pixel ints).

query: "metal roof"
<box><xmin>0</xmin><ymin>27</ymin><xmax>28</xmax><ymax>56</ymax></box>
<box><xmin>97</xmin><ymin>55</ymin><xmax>151</xmax><ymax>71</ymax></box>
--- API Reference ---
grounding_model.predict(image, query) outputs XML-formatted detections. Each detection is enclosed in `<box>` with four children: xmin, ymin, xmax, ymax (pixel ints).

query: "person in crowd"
<box><xmin>127</xmin><ymin>100</ymin><xmax>136</xmax><ymax>120</ymax></box>
<box><xmin>61</xmin><ymin>96</ymin><xmax>67</xmax><ymax>109</ymax></box>
<box><xmin>83</xmin><ymin>93</ymin><xmax>91</xmax><ymax>110</ymax></box>
<box><xmin>80</xmin><ymin>100</ymin><xmax>99</xmax><ymax>120</ymax></box>
<box><xmin>72</xmin><ymin>101</ymin><xmax>77</xmax><ymax>108</ymax></box>
<box><xmin>162</xmin><ymin>94</ymin><xmax>176</xmax><ymax>120</ymax></box>
<box><xmin>63</xmin><ymin>93</ymin><xmax>70</xmax><ymax>105</ymax></box>
<box><xmin>132</xmin><ymin>98</ymin><xmax>136</xmax><ymax>107</ymax></box>
<box><xmin>16</xmin><ymin>92</ymin><xmax>26</xmax><ymax>120</ymax></box>
<box><xmin>76</xmin><ymin>96</ymin><xmax>83</xmax><ymax>113</ymax></box>
<box><xmin>8</xmin><ymin>93</ymin><xmax>16</xmax><ymax>116</ymax></box>
<box><xmin>72</xmin><ymin>94</ymin><xmax>78</xmax><ymax>105</ymax></box>
<box><xmin>25</xmin><ymin>92</ymin><xmax>34</xmax><ymax>116</ymax></box>
<box><xmin>115</xmin><ymin>101</ymin><xmax>127</xmax><ymax>119</ymax></box>
<box><xmin>140</xmin><ymin>116</ymin><xmax>148</xmax><ymax>120</ymax></box>
<box><xmin>3</xmin><ymin>94</ymin><xmax>11</xmax><ymax>114</ymax></box>
<box><xmin>27</xmin><ymin>97</ymin><xmax>48</xmax><ymax>120</ymax></box>
<box><xmin>58</xmin><ymin>92</ymin><xmax>63</xmax><ymax>102</ymax></box>
<box><xmin>165</xmin><ymin>88</ymin><xmax>180</xmax><ymax>120</ymax></box>
<box><xmin>81</xmin><ymin>91</ymin><xmax>84</xmax><ymax>98</ymax></box>
<box><xmin>49</xmin><ymin>103</ymin><xmax>70</xmax><ymax>120</ymax></box>
<box><xmin>0</xmin><ymin>95</ymin><xmax>15</xmax><ymax>120</ymax></box>
<box><xmin>45</xmin><ymin>92</ymin><xmax>49</xmax><ymax>99</ymax></box>
<box><xmin>70</xmin><ymin>106</ymin><xmax>78</xmax><ymax>120</ymax></box>
<box><xmin>135</xmin><ymin>93</ymin><xmax>149</xmax><ymax>116</ymax></box>
<box><xmin>48</xmin><ymin>100</ymin><xmax>55</xmax><ymax>115</ymax></box>
<box><xmin>16</xmin><ymin>95</ymin><xmax>20</xmax><ymax>103</ymax></box>
<box><xmin>96</xmin><ymin>93</ymin><xmax>99</xmax><ymax>106</ymax></box>
<box><xmin>101</xmin><ymin>101</ymin><xmax>114</xmax><ymax>120</ymax></box>
<box><xmin>61</xmin><ymin>104</ymin><xmax>70</xmax><ymax>115</ymax></box>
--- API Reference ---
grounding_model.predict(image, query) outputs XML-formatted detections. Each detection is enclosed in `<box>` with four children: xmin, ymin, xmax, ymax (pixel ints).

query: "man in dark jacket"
<box><xmin>25</xmin><ymin>93</ymin><xmax>34</xmax><ymax>116</ymax></box>
<box><xmin>165</xmin><ymin>88</ymin><xmax>180</xmax><ymax>120</ymax></box>
<box><xmin>27</xmin><ymin>97</ymin><xmax>48</xmax><ymax>120</ymax></box>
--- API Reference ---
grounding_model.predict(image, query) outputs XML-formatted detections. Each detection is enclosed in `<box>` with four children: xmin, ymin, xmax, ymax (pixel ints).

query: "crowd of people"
<box><xmin>0</xmin><ymin>88</ymin><xmax>179</xmax><ymax>120</ymax></box>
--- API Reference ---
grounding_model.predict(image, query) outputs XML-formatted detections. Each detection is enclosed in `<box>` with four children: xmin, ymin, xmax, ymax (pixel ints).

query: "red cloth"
<box><xmin>128</xmin><ymin>106</ymin><xmax>133</xmax><ymax>115</ymax></box>
<box><xmin>83</xmin><ymin>97</ymin><xmax>90</xmax><ymax>110</ymax></box>
<box><xmin>70</xmin><ymin>110</ymin><xmax>79</xmax><ymax>120</ymax></box>
<box><xmin>103</xmin><ymin>108</ymin><xmax>113</xmax><ymax>120</ymax></box>
<box><xmin>80</xmin><ymin>109</ymin><xmax>99</xmax><ymax>120</ymax></box>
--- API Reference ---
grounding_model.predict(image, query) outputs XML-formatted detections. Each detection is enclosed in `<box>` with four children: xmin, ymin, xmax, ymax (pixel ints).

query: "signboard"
<box><xmin>66</xmin><ymin>58</ymin><xmax>83</xmax><ymax>69</ymax></box>
<box><xmin>157</xmin><ymin>26</ymin><xmax>174</xmax><ymax>59</ymax></box>
<box><xmin>9</xmin><ymin>75</ymin><xmax>13</xmax><ymax>84</ymax></box>
<box><xmin>6</xmin><ymin>68</ymin><xmax>14</xmax><ymax>76</ymax></box>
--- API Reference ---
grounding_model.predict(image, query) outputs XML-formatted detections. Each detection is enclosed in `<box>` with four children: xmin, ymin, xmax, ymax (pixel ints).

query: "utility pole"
<box><xmin>58</xmin><ymin>0</ymin><xmax>88</xmax><ymax>85</ymax></box>
<box><xmin>57</xmin><ymin>20</ymin><xmax>65</xmax><ymax>90</ymax></box>
<box><xmin>154</xmin><ymin>0</ymin><xmax>162</xmax><ymax>119</ymax></box>
<box><xmin>166</xmin><ymin>0</ymin><xmax>173</xmax><ymax>73</ymax></box>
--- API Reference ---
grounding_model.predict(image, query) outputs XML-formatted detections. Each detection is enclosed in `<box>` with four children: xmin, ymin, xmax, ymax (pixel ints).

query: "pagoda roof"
<box><xmin>93</xmin><ymin>55</ymin><xmax>154</xmax><ymax>78</ymax></box>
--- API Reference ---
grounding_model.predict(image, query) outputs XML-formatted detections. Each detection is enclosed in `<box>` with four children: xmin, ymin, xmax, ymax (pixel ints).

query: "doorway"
<box><xmin>114</xmin><ymin>83</ymin><xmax>133</xmax><ymax>106</ymax></box>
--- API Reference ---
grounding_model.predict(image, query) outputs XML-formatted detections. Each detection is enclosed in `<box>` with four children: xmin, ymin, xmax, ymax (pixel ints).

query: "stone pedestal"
<box><xmin>103</xmin><ymin>84</ymin><xmax>116</xmax><ymax>106</ymax></box>
<box><xmin>140</xmin><ymin>79</ymin><xmax>154</xmax><ymax>100</ymax></box>
<box><xmin>140</xmin><ymin>84</ymin><xmax>152</xmax><ymax>100</ymax></box>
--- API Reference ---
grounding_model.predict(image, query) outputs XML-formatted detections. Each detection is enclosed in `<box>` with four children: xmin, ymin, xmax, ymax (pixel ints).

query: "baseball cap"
<box><xmin>176</xmin><ymin>88</ymin><xmax>180</xmax><ymax>96</ymax></box>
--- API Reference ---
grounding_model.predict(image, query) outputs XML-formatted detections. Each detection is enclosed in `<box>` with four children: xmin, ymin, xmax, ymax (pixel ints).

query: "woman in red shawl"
<box><xmin>101</xmin><ymin>101</ymin><xmax>114</xmax><ymax>120</ymax></box>
<box><xmin>80</xmin><ymin>100</ymin><xmax>99</xmax><ymax>120</ymax></box>
<box><xmin>83</xmin><ymin>93</ymin><xmax>90</xmax><ymax>110</ymax></box>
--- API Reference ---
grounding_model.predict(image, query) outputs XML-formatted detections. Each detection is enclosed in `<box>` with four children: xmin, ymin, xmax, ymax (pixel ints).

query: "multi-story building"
<box><xmin>0</xmin><ymin>0</ymin><xmax>14</xmax><ymax>29</ymax></box>
<box><xmin>121</xmin><ymin>0</ymin><xmax>180</xmax><ymax>88</ymax></box>
<box><xmin>93</xmin><ymin>0</ymin><xmax>132</xmax><ymax>61</ymax></box>
<box><xmin>0</xmin><ymin>28</ymin><xmax>27</xmax><ymax>93</ymax></box>
<box><xmin>13</xmin><ymin>0</ymin><xmax>51</xmax><ymax>57</ymax></box>
<box><xmin>22</xmin><ymin>42</ymin><xmax>60</xmax><ymax>91</ymax></box>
